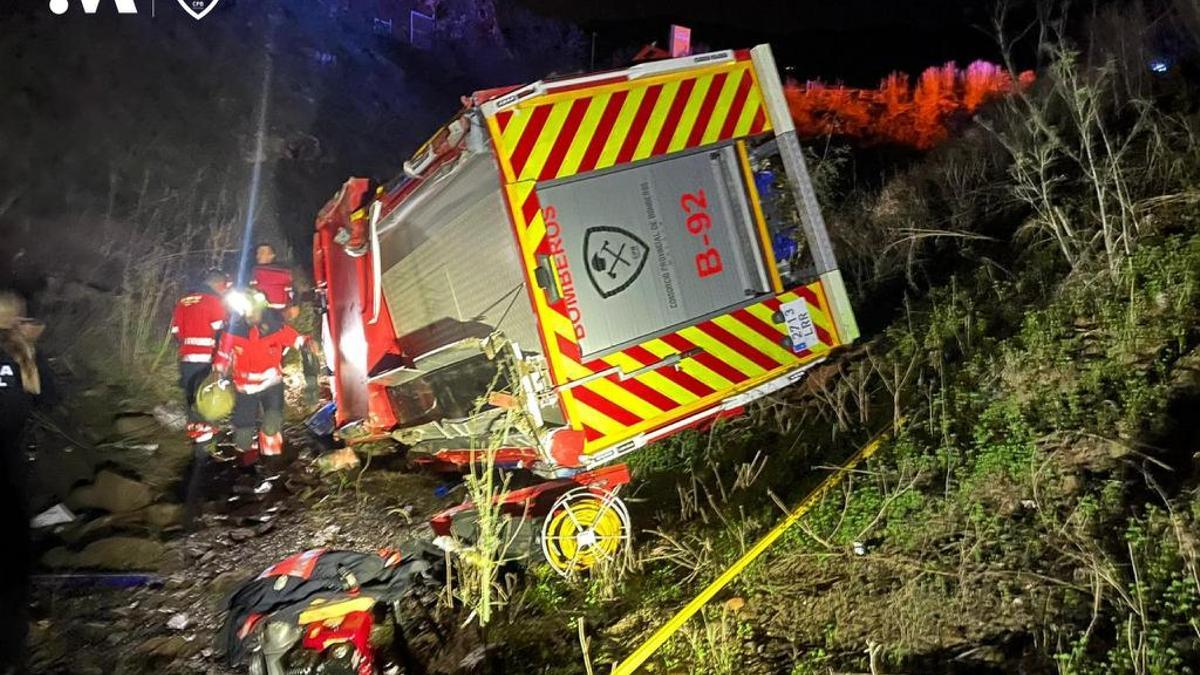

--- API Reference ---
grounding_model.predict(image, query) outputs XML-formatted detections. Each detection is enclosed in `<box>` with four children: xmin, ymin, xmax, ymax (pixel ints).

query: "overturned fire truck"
<box><xmin>313</xmin><ymin>45</ymin><xmax>859</xmax><ymax>574</ymax></box>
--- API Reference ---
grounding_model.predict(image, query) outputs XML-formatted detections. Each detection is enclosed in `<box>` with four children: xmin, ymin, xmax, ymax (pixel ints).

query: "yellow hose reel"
<box><xmin>540</xmin><ymin>487</ymin><xmax>631</xmax><ymax>576</ymax></box>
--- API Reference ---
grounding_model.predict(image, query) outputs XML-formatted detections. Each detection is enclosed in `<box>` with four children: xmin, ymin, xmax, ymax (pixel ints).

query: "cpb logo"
<box><xmin>176</xmin><ymin>0</ymin><xmax>222</xmax><ymax>20</ymax></box>
<box><xmin>49</xmin><ymin>0</ymin><xmax>138</xmax><ymax>14</ymax></box>
<box><xmin>583</xmin><ymin>226</ymin><xmax>648</xmax><ymax>299</ymax></box>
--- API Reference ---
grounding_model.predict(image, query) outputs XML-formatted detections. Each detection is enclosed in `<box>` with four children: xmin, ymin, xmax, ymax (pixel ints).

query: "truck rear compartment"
<box><xmin>535</xmin><ymin>143</ymin><xmax>772</xmax><ymax>360</ymax></box>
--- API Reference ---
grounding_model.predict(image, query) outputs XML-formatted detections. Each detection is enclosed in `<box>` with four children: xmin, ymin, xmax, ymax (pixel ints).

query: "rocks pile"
<box><xmin>35</xmin><ymin>409</ymin><xmax>194</xmax><ymax>573</ymax></box>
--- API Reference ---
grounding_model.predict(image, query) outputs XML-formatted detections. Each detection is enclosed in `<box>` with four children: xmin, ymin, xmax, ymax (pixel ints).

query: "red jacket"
<box><xmin>214</xmin><ymin>315</ymin><xmax>305</xmax><ymax>393</ymax></box>
<box><xmin>170</xmin><ymin>289</ymin><xmax>227</xmax><ymax>363</ymax></box>
<box><xmin>251</xmin><ymin>265</ymin><xmax>294</xmax><ymax>309</ymax></box>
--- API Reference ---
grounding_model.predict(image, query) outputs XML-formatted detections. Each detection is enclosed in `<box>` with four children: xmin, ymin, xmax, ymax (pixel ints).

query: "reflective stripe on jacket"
<box><xmin>214</xmin><ymin>316</ymin><xmax>304</xmax><ymax>394</ymax></box>
<box><xmin>170</xmin><ymin>290</ymin><xmax>226</xmax><ymax>363</ymax></box>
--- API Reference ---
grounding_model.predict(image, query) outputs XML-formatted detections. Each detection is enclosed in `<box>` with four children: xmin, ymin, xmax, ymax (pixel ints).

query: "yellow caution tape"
<box><xmin>613</xmin><ymin>419</ymin><xmax>903</xmax><ymax>675</ymax></box>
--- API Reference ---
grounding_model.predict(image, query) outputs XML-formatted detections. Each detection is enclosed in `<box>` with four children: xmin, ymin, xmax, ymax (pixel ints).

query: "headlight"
<box><xmin>225</xmin><ymin>290</ymin><xmax>251</xmax><ymax>315</ymax></box>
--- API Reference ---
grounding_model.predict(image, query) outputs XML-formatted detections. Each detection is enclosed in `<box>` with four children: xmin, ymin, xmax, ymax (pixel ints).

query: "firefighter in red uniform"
<box><xmin>171</xmin><ymin>269</ymin><xmax>230</xmax><ymax>529</ymax></box>
<box><xmin>171</xmin><ymin>269</ymin><xmax>230</xmax><ymax>450</ymax></box>
<box><xmin>213</xmin><ymin>290</ymin><xmax>308</xmax><ymax>466</ymax></box>
<box><xmin>251</xmin><ymin>242</ymin><xmax>296</xmax><ymax>320</ymax></box>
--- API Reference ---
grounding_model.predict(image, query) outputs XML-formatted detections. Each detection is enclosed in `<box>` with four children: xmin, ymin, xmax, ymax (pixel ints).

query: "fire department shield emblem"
<box><xmin>584</xmin><ymin>226</ymin><xmax>648</xmax><ymax>299</ymax></box>
<box><xmin>176</xmin><ymin>0</ymin><xmax>221</xmax><ymax>20</ymax></box>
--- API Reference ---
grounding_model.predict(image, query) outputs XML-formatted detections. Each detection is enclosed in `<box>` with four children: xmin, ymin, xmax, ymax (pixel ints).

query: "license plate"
<box><xmin>780</xmin><ymin>298</ymin><xmax>817</xmax><ymax>352</ymax></box>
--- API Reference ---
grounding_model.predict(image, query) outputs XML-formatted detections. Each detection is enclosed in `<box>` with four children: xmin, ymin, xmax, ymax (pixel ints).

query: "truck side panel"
<box><xmin>375</xmin><ymin>154</ymin><xmax>540</xmax><ymax>358</ymax></box>
<box><xmin>554</xmin><ymin>282</ymin><xmax>839</xmax><ymax>443</ymax></box>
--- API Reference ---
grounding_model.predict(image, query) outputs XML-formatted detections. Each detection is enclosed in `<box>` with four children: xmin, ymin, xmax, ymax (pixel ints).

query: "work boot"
<box><xmin>182</xmin><ymin>443</ymin><xmax>213</xmax><ymax>531</ymax></box>
<box><xmin>239</xmin><ymin>446</ymin><xmax>260</xmax><ymax>467</ymax></box>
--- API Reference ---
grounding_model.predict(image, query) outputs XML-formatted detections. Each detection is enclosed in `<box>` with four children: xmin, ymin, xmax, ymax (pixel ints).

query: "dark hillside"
<box><xmin>0</xmin><ymin>0</ymin><xmax>583</xmax><ymax>290</ymax></box>
<box><xmin>0</xmin><ymin>0</ymin><xmax>583</xmax><ymax>399</ymax></box>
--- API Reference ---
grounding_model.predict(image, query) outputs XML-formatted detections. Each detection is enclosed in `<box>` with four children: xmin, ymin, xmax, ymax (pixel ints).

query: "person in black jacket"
<box><xmin>0</xmin><ymin>291</ymin><xmax>56</xmax><ymax>675</ymax></box>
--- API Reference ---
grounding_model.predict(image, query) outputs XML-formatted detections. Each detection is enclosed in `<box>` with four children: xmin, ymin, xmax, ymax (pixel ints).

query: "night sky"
<box><xmin>519</xmin><ymin>0</ymin><xmax>1023</xmax><ymax>84</ymax></box>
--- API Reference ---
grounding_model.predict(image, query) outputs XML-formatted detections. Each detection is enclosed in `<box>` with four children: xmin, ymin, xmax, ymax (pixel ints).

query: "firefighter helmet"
<box><xmin>195</xmin><ymin>373</ymin><xmax>235</xmax><ymax>422</ymax></box>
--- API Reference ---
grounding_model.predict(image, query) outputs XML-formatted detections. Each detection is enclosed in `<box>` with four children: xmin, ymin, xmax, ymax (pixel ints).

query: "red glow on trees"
<box><xmin>785</xmin><ymin>61</ymin><xmax>1035</xmax><ymax>149</ymax></box>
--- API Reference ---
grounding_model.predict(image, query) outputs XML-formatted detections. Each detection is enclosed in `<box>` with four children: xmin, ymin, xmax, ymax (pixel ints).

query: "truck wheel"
<box><xmin>540</xmin><ymin>487</ymin><xmax>631</xmax><ymax>575</ymax></box>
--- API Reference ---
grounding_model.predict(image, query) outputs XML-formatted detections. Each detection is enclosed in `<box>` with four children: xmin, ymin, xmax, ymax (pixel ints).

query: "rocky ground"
<box><xmin>24</xmin><ymin>410</ymin><xmax>461</xmax><ymax>675</ymax></box>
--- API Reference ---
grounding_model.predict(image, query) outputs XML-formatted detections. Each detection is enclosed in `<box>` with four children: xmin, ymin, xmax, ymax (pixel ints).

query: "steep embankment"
<box><xmin>485</xmin><ymin>12</ymin><xmax>1200</xmax><ymax>674</ymax></box>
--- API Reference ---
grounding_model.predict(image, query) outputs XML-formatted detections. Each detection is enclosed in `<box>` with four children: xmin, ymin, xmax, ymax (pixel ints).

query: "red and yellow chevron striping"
<box><xmin>490</xmin><ymin>60</ymin><xmax>771</xmax><ymax>185</ymax></box>
<box><xmin>555</xmin><ymin>285</ymin><xmax>839</xmax><ymax>446</ymax></box>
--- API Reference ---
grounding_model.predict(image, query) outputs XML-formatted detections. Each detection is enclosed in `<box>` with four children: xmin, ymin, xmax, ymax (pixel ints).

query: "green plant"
<box><xmin>444</xmin><ymin>346</ymin><xmax>530</xmax><ymax>627</ymax></box>
<box><xmin>626</xmin><ymin>428</ymin><xmax>711</xmax><ymax>477</ymax></box>
<box><xmin>665</xmin><ymin>607</ymin><xmax>747</xmax><ymax>675</ymax></box>
<box><xmin>1055</xmin><ymin>507</ymin><xmax>1200</xmax><ymax>674</ymax></box>
<box><xmin>524</xmin><ymin>563</ymin><xmax>569</xmax><ymax>614</ymax></box>
<box><xmin>789</xmin><ymin>648</ymin><xmax>832</xmax><ymax>675</ymax></box>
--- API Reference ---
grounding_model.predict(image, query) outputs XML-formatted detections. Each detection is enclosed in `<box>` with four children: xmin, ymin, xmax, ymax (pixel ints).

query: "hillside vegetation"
<box><xmin>490</xmin><ymin>5</ymin><xmax>1200</xmax><ymax>673</ymax></box>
